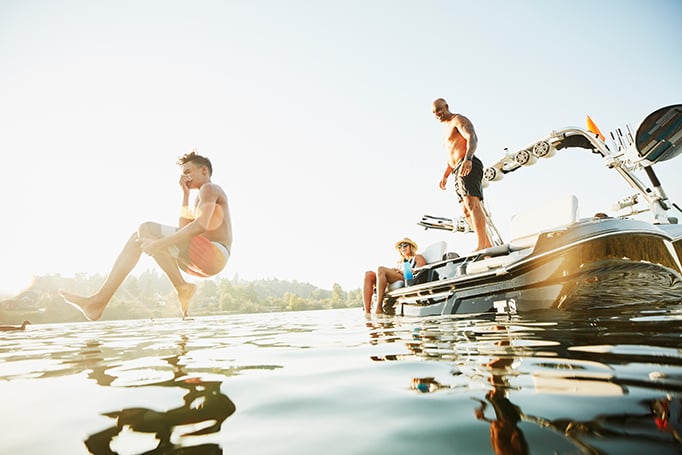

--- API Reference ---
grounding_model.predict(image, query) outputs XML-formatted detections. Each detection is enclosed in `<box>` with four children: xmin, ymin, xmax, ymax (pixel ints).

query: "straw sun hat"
<box><xmin>394</xmin><ymin>238</ymin><xmax>418</xmax><ymax>251</ymax></box>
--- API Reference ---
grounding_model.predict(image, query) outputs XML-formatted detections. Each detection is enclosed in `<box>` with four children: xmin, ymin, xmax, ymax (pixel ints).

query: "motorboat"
<box><xmin>383</xmin><ymin>104</ymin><xmax>682</xmax><ymax>317</ymax></box>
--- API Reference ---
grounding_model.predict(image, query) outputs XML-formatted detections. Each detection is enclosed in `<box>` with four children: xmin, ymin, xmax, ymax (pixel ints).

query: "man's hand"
<box><xmin>179</xmin><ymin>175</ymin><xmax>191</xmax><ymax>194</ymax></box>
<box><xmin>138</xmin><ymin>238</ymin><xmax>164</xmax><ymax>256</ymax></box>
<box><xmin>440</xmin><ymin>164</ymin><xmax>453</xmax><ymax>190</ymax></box>
<box><xmin>460</xmin><ymin>159</ymin><xmax>472</xmax><ymax>176</ymax></box>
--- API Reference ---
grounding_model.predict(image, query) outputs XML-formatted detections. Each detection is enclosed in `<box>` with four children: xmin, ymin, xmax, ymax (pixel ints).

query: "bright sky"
<box><xmin>1</xmin><ymin>0</ymin><xmax>681</xmax><ymax>296</ymax></box>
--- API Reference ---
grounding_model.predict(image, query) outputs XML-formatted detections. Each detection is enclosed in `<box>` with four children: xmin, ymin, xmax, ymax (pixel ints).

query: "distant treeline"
<box><xmin>0</xmin><ymin>270</ymin><xmax>363</xmax><ymax>324</ymax></box>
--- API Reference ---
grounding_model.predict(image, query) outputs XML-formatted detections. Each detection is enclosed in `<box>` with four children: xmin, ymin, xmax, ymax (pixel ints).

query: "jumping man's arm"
<box><xmin>141</xmin><ymin>184</ymin><xmax>221</xmax><ymax>255</ymax></box>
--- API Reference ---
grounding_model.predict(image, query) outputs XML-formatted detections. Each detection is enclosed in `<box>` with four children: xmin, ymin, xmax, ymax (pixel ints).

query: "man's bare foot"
<box><xmin>176</xmin><ymin>283</ymin><xmax>197</xmax><ymax>319</ymax></box>
<box><xmin>58</xmin><ymin>290</ymin><xmax>107</xmax><ymax>321</ymax></box>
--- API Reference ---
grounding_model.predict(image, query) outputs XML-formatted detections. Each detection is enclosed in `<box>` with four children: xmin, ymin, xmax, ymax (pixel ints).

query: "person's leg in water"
<box><xmin>375</xmin><ymin>266</ymin><xmax>403</xmax><ymax>314</ymax></box>
<box><xmin>363</xmin><ymin>270</ymin><xmax>377</xmax><ymax>313</ymax></box>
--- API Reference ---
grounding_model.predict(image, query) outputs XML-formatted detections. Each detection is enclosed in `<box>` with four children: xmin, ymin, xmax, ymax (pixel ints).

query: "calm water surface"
<box><xmin>1</xmin><ymin>305</ymin><xmax>681</xmax><ymax>454</ymax></box>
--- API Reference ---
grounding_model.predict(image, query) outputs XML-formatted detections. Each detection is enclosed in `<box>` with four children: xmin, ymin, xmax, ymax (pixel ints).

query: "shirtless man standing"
<box><xmin>59</xmin><ymin>151</ymin><xmax>233</xmax><ymax>320</ymax></box>
<box><xmin>433</xmin><ymin>98</ymin><xmax>492</xmax><ymax>251</ymax></box>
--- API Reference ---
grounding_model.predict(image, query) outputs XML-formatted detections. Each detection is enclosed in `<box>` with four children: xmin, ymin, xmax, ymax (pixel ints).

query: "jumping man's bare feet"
<box><xmin>58</xmin><ymin>291</ymin><xmax>107</xmax><ymax>321</ymax></box>
<box><xmin>176</xmin><ymin>283</ymin><xmax>197</xmax><ymax>319</ymax></box>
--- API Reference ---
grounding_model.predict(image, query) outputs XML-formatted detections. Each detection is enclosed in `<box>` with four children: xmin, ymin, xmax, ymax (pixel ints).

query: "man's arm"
<box><xmin>192</xmin><ymin>183</ymin><xmax>223</xmax><ymax>232</ymax></box>
<box><xmin>141</xmin><ymin>184</ymin><xmax>221</xmax><ymax>254</ymax></box>
<box><xmin>455</xmin><ymin>115</ymin><xmax>478</xmax><ymax>161</ymax></box>
<box><xmin>455</xmin><ymin>115</ymin><xmax>478</xmax><ymax>176</ymax></box>
<box><xmin>439</xmin><ymin>163</ymin><xmax>453</xmax><ymax>190</ymax></box>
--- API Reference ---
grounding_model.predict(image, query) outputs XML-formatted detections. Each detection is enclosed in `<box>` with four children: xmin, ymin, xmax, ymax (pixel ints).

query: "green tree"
<box><xmin>330</xmin><ymin>283</ymin><xmax>346</xmax><ymax>308</ymax></box>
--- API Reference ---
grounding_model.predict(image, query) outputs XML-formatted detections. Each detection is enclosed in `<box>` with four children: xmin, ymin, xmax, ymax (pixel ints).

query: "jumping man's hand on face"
<box><xmin>179</xmin><ymin>175</ymin><xmax>191</xmax><ymax>194</ymax></box>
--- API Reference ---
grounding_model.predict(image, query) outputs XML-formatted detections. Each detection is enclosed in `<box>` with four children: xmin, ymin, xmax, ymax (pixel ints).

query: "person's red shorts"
<box><xmin>178</xmin><ymin>236</ymin><xmax>230</xmax><ymax>277</ymax></box>
<box><xmin>157</xmin><ymin>225</ymin><xmax>230</xmax><ymax>277</ymax></box>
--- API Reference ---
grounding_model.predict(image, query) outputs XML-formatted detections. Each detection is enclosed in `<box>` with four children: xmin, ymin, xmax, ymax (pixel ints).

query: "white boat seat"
<box><xmin>420</xmin><ymin>241</ymin><xmax>447</xmax><ymax>264</ymax></box>
<box><xmin>464</xmin><ymin>195</ymin><xmax>578</xmax><ymax>276</ymax></box>
<box><xmin>510</xmin><ymin>194</ymin><xmax>578</xmax><ymax>249</ymax></box>
<box><xmin>464</xmin><ymin>248</ymin><xmax>533</xmax><ymax>275</ymax></box>
<box><xmin>387</xmin><ymin>281</ymin><xmax>404</xmax><ymax>291</ymax></box>
<box><xmin>406</xmin><ymin>241</ymin><xmax>458</xmax><ymax>285</ymax></box>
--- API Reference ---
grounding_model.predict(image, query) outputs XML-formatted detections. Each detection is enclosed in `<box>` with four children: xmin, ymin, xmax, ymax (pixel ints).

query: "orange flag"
<box><xmin>586</xmin><ymin>115</ymin><xmax>605</xmax><ymax>141</ymax></box>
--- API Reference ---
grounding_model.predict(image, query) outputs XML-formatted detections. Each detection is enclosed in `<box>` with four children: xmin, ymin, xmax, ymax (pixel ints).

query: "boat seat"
<box><xmin>510</xmin><ymin>194</ymin><xmax>578</xmax><ymax>249</ymax></box>
<box><xmin>407</xmin><ymin>241</ymin><xmax>451</xmax><ymax>285</ymax></box>
<box><xmin>387</xmin><ymin>280</ymin><xmax>404</xmax><ymax>291</ymax></box>
<box><xmin>463</xmin><ymin>195</ymin><xmax>578</xmax><ymax>276</ymax></box>
<box><xmin>464</xmin><ymin>248</ymin><xmax>532</xmax><ymax>274</ymax></box>
<box><xmin>420</xmin><ymin>241</ymin><xmax>447</xmax><ymax>264</ymax></box>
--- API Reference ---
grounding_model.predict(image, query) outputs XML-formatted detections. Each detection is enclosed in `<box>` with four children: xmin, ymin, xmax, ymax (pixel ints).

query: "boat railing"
<box><xmin>481</xmin><ymin>123</ymin><xmax>679</xmax><ymax>225</ymax></box>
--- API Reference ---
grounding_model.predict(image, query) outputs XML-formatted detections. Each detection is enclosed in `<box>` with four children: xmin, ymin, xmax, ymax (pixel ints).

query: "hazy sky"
<box><xmin>1</xmin><ymin>0</ymin><xmax>681</xmax><ymax>295</ymax></box>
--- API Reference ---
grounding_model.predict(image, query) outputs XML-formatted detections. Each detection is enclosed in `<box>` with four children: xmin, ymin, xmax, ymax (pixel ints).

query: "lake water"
<box><xmin>1</xmin><ymin>305</ymin><xmax>681</xmax><ymax>454</ymax></box>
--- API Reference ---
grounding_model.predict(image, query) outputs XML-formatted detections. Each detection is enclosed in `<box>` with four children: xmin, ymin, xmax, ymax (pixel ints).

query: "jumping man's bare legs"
<box><xmin>59</xmin><ymin>232</ymin><xmax>144</xmax><ymax>321</ymax></box>
<box><xmin>136</xmin><ymin>222</ymin><xmax>196</xmax><ymax>319</ymax></box>
<box><xmin>59</xmin><ymin>222</ymin><xmax>196</xmax><ymax>320</ymax></box>
<box><xmin>146</xmin><ymin>245</ymin><xmax>196</xmax><ymax>319</ymax></box>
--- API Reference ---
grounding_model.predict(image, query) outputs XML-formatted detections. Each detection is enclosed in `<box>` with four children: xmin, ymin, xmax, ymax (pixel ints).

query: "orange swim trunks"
<box><xmin>180</xmin><ymin>236</ymin><xmax>230</xmax><ymax>277</ymax></box>
<box><xmin>160</xmin><ymin>226</ymin><xmax>230</xmax><ymax>277</ymax></box>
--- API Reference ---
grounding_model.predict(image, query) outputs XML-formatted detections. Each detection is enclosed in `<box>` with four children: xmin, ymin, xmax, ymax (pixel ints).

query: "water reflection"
<box><xmin>77</xmin><ymin>340</ymin><xmax>116</xmax><ymax>386</ymax></box>
<box><xmin>82</xmin><ymin>335</ymin><xmax>236</xmax><ymax>454</ymax></box>
<box><xmin>85</xmin><ymin>378</ymin><xmax>235</xmax><ymax>454</ymax></box>
<box><xmin>472</xmin><ymin>335</ymin><xmax>529</xmax><ymax>455</ymax></box>
<box><xmin>2</xmin><ymin>308</ymin><xmax>680</xmax><ymax>453</ymax></box>
<box><xmin>369</xmin><ymin>304</ymin><xmax>682</xmax><ymax>453</ymax></box>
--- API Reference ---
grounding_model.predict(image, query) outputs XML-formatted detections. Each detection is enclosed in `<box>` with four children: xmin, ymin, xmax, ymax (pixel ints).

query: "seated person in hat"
<box><xmin>363</xmin><ymin>238</ymin><xmax>426</xmax><ymax>314</ymax></box>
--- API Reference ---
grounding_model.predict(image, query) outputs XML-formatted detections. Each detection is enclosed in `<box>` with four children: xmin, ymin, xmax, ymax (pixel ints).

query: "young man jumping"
<box><xmin>59</xmin><ymin>151</ymin><xmax>233</xmax><ymax>320</ymax></box>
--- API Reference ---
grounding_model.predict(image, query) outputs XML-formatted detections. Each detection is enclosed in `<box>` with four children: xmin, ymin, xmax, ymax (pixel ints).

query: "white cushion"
<box><xmin>388</xmin><ymin>281</ymin><xmax>405</xmax><ymax>291</ymax></box>
<box><xmin>421</xmin><ymin>241</ymin><xmax>447</xmax><ymax>264</ymax></box>
<box><xmin>510</xmin><ymin>194</ymin><xmax>578</xmax><ymax>248</ymax></box>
